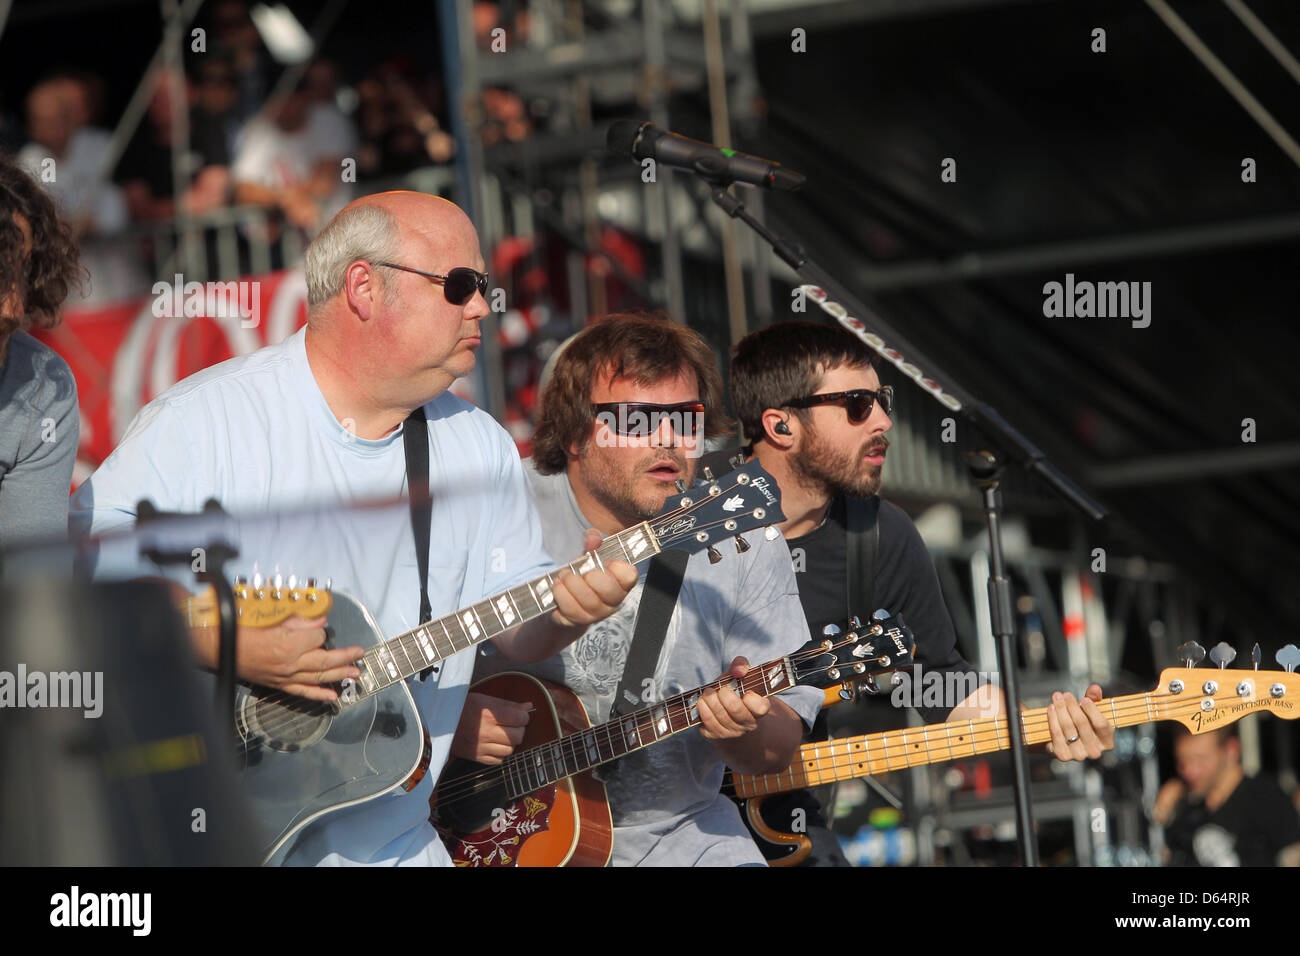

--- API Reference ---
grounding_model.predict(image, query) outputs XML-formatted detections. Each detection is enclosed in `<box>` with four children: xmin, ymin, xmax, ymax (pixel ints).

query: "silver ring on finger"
<box><xmin>1067</xmin><ymin>735</ymin><xmax>1080</xmax><ymax>744</ymax></box>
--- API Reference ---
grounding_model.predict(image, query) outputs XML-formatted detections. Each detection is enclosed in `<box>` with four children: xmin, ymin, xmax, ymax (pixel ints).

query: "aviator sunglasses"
<box><xmin>591</xmin><ymin>401</ymin><xmax>707</xmax><ymax>437</ymax></box>
<box><xmin>782</xmin><ymin>386</ymin><xmax>894</xmax><ymax>423</ymax></box>
<box><xmin>377</xmin><ymin>262</ymin><xmax>490</xmax><ymax>306</ymax></box>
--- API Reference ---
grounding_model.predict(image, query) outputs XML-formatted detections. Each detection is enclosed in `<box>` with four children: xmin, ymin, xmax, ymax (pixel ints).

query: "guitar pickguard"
<box><xmin>439</xmin><ymin>787</ymin><xmax>559</xmax><ymax>867</ymax></box>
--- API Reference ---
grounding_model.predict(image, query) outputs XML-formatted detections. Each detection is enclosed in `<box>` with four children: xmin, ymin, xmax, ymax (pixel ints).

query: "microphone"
<box><xmin>606</xmin><ymin>120</ymin><xmax>805</xmax><ymax>192</ymax></box>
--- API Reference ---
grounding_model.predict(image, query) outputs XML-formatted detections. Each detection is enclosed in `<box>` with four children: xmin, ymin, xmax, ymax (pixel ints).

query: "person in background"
<box><xmin>1154</xmin><ymin>724</ymin><xmax>1300</xmax><ymax>866</ymax></box>
<box><xmin>117</xmin><ymin>66</ymin><xmax>231</xmax><ymax>222</ymax></box>
<box><xmin>230</xmin><ymin>65</ymin><xmax>358</xmax><ymax>231</ymax></box>
<box><xmin>17</xmin><ymin>77</ymin><xmax>126</xmax><ymax>240</ymax></box>
<box><xmin>0</xmin><ymin>154</ymin><xmax>83</xmax><ymax>546</ymax></box>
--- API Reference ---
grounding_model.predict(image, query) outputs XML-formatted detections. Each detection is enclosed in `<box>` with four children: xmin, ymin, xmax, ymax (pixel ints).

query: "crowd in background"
<box><xmin>0</xmin><ymin>0</ymin><xmax>469</xmax><ymax>305</ymax></box>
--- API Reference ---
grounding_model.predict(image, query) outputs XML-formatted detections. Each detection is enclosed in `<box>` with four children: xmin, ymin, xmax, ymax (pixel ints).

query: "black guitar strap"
<box><xmin>403</xmin><ymin>405</ymin><xmax>436</xmax><ymax>679</ymax></box>
<box><xmin>845</xmin><ymin>494</ymin><xmax>881</xmax><ymax>623</ymax></box>
<box><xmin>608</xmin><ymin>548</ymin><xmax>689</xmax><ymax>720</ymax></box>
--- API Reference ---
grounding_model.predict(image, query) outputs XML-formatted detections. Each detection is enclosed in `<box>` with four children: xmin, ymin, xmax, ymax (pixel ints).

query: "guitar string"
<box><xmin>432</xmin><ymin>641</ymin><xmax>870</xmax><ymax>804</ymax></box>
<box><xmin>232</xmin><ymin>481</ymin><xmax>745</xmax><ymax>730</ymax></box>
<box><xmin>445</xmin><ymin>692</ymin><xmax>1268</xmax><ymax>808</ymax></box>
<box><xmin>432</xmin><ymin>637</ymin><xmax>897</xmax><ymax>807</ymax></box>
<box><xmin>233</xmin><ymin>533</ymin><xmax>630</xmax><ymax>736</ymax></box>
<box><xmin>232</xmin><ymin>491</ymin><xmax>780</xmax><ymax>748</ymax></box>
<box><xmin>234</xmin><ymin>508</ymin><xmax>773</xmax><ymax>747</ymax></box>
<box><xmin>730</xmin><ymin>693</ymin><xmax>1253</xmax><ymax>794</ymax></box>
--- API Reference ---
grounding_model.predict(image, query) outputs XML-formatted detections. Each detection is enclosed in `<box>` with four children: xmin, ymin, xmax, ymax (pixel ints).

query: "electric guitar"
<box><xmin>183</xmin><ymin>461</ymin><xmax>786</xmax><ymax>862</ymax></box>
<box><xmin>728</xmin><ymin>641</ymin><xmax>1300</xmax><ymax>865</ymax></box>
<box><xmin>431</xmin><ymin>614</ymin><xmax>917</xmax><ymax>866</ymax></box>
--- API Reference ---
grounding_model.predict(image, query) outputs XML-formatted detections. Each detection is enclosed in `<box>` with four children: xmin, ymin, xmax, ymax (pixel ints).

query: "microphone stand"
<box><xmin>707</xmin><ymin>182</ymin><xmax>1108</xmax><ymax>866</ymax></box>
<box><xmin>137</xmin><ymin>499</ymin><xmax>239</xmax><ymax>738</ymax></box>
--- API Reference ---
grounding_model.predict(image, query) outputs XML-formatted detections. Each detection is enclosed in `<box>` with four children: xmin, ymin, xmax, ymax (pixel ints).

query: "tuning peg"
<box><xmin>251</xmin><ymin>571</ymin><xmax>264</xmax><ymax>590</ymax></box>
<box><xmin>872</xmin><ymin>608</ymin><xmax>890</xmax><ymax>621</ymax></box>
<box><xmin>1209</xmin><ymin>642</ymin><xmax>1236</xmax><ymax>670</ymax></box>
<box><xmin>729</xmin><ymin>454</ymin><xmax>745</xmax><ymax>470</ymax></box>
<box><xmin>707</xmin><ymin>546</ymin><xmax>722</xmax><ymax>565</ymax></box>
<box><xmin>235</xmin><ymin>574</ymin><xmax>248</xmax><ymax>587</ymax></box>
<box><xmin>1276</xmin><ymin>645</ymin><xmax>1300</xmax><ymax>674</ymax></box>
<box><xmin>733</xmin><ymin>534</ymin><xmax>750</xmax><ymax>553</ymax></box>
<box><xmin>849</xmin><ymin>615</ymin><xmax>862</xmax><ymax>629</ymax></box>
<box><xmin>764</xmin><ymin>526</ymin><xmax>780</xmax><ymax>541</ymax></box>
<box><xmin>702</xmin><ymin>467</ymin><xmax>714</xmax><ymax>481</ymax></box>
<box><xmin>1252</xmin><ymin>643</ymin><xmax>1261</xmax><ymax>671</ymax></box>
<box><xmin>822</xmin><ymin>623</ymin><xmax>842</xmax><ymax>638</ymax></box>
<box><xmin>1176</xmin><ymin>641</ymin><xmax>1206</xmax><ymax>668</ymax></box>
<box><xmin>674</xmin><ymin>479</ymin><xmax>687</xmax><ymax>493</ymax></box>
<box><xmin>287</xmin><ymin>573</ymin><xmax>298</xmax><ymax>590</ymax></box>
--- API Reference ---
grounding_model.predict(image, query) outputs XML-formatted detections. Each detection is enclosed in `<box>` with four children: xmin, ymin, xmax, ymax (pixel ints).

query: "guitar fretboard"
<box><xmin>731</xmin><ymin>690</ymin><xmax>1159</xmax><ymax>797</ymax></box>
<box><xmin>499</xmin><ymin>657</ymin><xmax>802</xmax><ymax>800</ymax></box>
<box><xmin>354</xmin><ymin>525</ymin><xmax>660</xmax><ymax>697</ymax></box>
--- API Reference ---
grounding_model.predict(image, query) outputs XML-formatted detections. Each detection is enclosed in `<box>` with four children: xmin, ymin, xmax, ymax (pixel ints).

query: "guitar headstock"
<box><xmin>187</xmin><ymin>576</ymin><xmax>333</xmax><ymax>630</ymax></box>
<box><xmin>1153</xmin><ymin>642</ymin><xmax>1300</xmax><ymax>734</ymax></box>
<box><xmin>646</xmin><ymin>460</ymin><xmax>785</xmax><ymax>562</ymax></box>
<box><xmin>791</xmin><ymin>610</ymin><xmax>917</xmax><ymax>690</ymax></box>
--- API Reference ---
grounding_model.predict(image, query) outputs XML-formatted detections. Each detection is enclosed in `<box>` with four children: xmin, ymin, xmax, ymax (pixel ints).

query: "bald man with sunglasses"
<box><xmin>71</xmin><ymin>192</ymin><xmax>637</xmax><ymax>866</ymax></box>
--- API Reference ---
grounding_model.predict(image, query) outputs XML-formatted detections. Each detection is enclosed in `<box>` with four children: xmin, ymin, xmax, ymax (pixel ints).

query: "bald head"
<box><xmin>356</xmin><ymin>191</ymin><xmax>477</xmax><ymax>255</ymax></box>
<box><xmin>304</xmin><ymin>191</ymin><xmax>476</xmax><ymax>314</ymax></box>
<box><xmin>298</xmin><ymin>191</ymin><xmax>489</xmax><ymax>433</ymax></box>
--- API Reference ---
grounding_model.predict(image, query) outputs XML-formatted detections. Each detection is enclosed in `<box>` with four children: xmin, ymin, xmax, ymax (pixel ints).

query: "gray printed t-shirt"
<box><xmin>476</xmin><ymin>461</ymin><xmax>822</xmax><ymax>866</ymax></box>
<box><xmin>0</xmin><ymin>332</ymin><xmax>79</xmax><ymax>548</ymax></box>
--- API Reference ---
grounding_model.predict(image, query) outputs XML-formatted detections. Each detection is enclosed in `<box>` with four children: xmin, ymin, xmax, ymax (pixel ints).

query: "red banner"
<box><xmin>35</xmin><ymin>269</ymin><xmax>310</xmax><ymax>484</ymax></box>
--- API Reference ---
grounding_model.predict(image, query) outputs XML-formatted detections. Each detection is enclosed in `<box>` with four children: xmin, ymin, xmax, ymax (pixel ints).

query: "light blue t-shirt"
<box><xmin>70</xmin><ymin>327</ymin><xmax>554</xmax><ymax>866</ymax></box>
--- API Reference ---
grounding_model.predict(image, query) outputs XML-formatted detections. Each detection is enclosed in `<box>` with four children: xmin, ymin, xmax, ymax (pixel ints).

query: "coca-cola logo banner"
<box><xmin>35</xmin><ymin>268</ymin><xmax>309</xmax><ymax>485</ymax></box>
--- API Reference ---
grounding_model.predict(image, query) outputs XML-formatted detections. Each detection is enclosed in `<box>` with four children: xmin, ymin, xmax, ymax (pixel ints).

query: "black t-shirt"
<box><xmin>788</xmin><ymin>493</ymin><xmax>977</xmax><ymax>732</ymax></box>
<box><xmin>1165</xmin><ymin>775</ymin><xmax>1300</xmax><ymax>866</ymax></box>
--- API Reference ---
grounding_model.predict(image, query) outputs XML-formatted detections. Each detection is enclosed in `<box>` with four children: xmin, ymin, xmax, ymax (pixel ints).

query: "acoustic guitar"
<box><xmin>432</xmin><ymin>614</ymin><xmax>917</xmax><ymax>866</ymax></box>
<box><xmin>180</xmin><ymin>460</ymin><xmax>786</xmax><ymax>862</ymax></box>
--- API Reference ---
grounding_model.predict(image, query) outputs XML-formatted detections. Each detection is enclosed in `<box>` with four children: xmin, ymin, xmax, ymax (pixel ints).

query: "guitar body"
<box><xmin>432</xmin><ymin>673</ymin><xmax>613</xmax><ymax>867</ymax></box>
<box><xmin>235</xmin><ymin>591</ymin><xmax>425</xmax><ymax>862</ymax></box>
<box><xmin>737</xmin><ymin>795</ymin><xmax>811</xmax><ymax>867</ymax></box>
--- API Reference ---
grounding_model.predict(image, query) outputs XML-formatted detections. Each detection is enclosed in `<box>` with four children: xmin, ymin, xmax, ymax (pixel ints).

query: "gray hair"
<box><xmin>304</xmin><ymin>204</ymin><xmax>402</xmax><ymax>307</ymax></box>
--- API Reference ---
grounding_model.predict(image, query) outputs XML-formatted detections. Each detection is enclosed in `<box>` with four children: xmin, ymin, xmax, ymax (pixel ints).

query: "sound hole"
<box><xmin>432</xmin><ymin>759</ymin><xmax>511</xmax><ymax>833</ymax></box>
<box><xmin>240</xmin><ymin>690</ymin><xmax>334</xmax><ymax>752</ymax></box>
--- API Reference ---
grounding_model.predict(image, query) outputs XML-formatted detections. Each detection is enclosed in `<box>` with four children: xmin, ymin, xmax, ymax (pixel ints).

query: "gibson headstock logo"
<box><xmin>886</xmin><ymin>626</ymin><xmax>908</xmax><ymax>656</ymax></box>
<box><xmin>748</xmin><ymin>476</ymin><xmax>778</xmax><ymax>506</ymax></box>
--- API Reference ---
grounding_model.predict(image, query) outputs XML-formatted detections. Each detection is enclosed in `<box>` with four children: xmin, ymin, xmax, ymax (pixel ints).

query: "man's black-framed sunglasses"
<box><xmin>783</xmin><ymin>386</ymin><xmax>894</xmax><ymax>423</ymax></box>
<box><xmin>377</xmin><ymin>262</ymin><xmax>490</xmax><ymax>306</ymax></box>
<box><xmin>591</xmin><ymin>401</ymin><xmax>707</xmax><ymax>437</ymax></box>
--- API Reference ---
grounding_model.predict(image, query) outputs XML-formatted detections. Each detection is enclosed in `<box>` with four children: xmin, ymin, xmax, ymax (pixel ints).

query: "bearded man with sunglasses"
<box><xmin>71</xmin><ymin>192</ymin><xmax>637</xmax><ymax>866</ymax></box>
<box><xmin>725</xmin><ymin>321</ymin><xmax>1113</xmax><ymax>866</ymax></box>
<box><xmin>454</xmin><ymin>312</ymin><xmax>825</xmax><ymax>865</ymax></box>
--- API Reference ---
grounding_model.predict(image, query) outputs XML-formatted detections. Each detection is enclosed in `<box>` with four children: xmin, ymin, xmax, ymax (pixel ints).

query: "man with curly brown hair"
<box><xmin>454</xmin><ymin>312</ymin><xmax>824</xmax><ymax>865</ymax></box>
<box><xmin>0</xmin><ymin>153</ymin><xmax>83</xmax><ymax>544</ymax></box>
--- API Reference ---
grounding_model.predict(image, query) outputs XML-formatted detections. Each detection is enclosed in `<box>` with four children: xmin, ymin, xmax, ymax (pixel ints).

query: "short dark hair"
<box><xmin>531</xmin><ymin>311</ymin><xmax>733</xmax><ymax>475</ymax></box>
<box><xmin>730</xmin><ymin>321</ymin><xmax>876</xmax><ymax>445</ymax></box>
<box><xmin>0</xmin><ymin>152</ymin><xmax>83</xmax><ymax>338</ymax></box>
<box><xmin>1172</xmin><ymin>724</ymin><xmax>1239</xmax><ymax>745</ymax></box>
